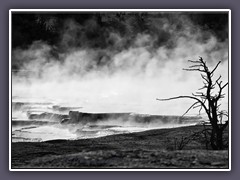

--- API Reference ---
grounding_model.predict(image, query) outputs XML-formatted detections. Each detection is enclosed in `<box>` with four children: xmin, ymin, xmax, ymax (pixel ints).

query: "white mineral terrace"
<box><xmin>11</xmin><ymin>96</ymin><xmax>205</xmax><ymax>142</ymax></box>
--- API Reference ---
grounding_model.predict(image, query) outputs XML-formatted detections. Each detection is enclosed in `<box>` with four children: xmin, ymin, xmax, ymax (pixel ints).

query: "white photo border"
<box><xmin>9</xmin><ymin>9</ymin><xmax>231</xmax><ymax>171</ymax></box>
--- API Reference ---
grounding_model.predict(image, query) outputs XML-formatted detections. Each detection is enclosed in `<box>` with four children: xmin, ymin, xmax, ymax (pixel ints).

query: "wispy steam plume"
<box><xmin>12</xmin><ymin>12</ymin><xmax>229</xmax><ymax>115</ymax></box>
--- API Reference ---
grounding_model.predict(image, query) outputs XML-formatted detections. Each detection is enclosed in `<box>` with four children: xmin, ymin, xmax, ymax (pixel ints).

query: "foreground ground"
<box><xmin>11</xmin><ymin>125</ymin><xmax>229</xmax><ymax>169</ymax></box>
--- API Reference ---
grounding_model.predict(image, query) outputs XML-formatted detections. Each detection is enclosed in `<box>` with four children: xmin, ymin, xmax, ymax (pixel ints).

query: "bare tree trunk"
<box><xmin>210</xmin><ymin>125</ymin><xmax>225</xmax><ymax>150</ymax></box>
<box><xmin>157</xmin><ymin>57</ymin><xmax>228</xmax><ymax>150</ymax></box>
<box><xmin>217</xmin><ymin>129</ymin><xmax>223</xmax><ymax>150</ymax></box>
<box><xmin>210</xmin><ymin>128</ymin><xmax>217</xmax><ymax>150</ymax></box>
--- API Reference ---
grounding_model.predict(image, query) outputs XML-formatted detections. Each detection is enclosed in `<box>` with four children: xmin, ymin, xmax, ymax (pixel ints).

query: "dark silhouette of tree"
<box><xmin>157</xmin><ymin>57</ymin><xmax>228</xmax><ymax>150</ymax></box>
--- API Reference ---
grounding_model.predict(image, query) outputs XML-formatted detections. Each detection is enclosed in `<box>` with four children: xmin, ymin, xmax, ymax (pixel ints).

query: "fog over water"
<box><xmin>11</xmin><ymin>12</ymin><xmax>229</xmax><ymax>141</ymax></box>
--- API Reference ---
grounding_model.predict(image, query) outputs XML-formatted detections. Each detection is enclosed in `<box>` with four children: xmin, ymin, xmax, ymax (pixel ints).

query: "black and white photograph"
<box><xmin>10</xmin><ymin>9</ymin><xmax>230</xmax><ymax>170</ymax></box>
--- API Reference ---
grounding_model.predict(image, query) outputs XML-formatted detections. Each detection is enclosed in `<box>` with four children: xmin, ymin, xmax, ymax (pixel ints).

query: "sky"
<box><xmin>11</xmin><ymin>11</ymin><xmax>229</xmax><ymax>116</ymax></box>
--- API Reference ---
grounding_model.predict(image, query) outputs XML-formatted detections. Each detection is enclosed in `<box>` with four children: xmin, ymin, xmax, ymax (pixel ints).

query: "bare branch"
<box><xmin>201</xmin><ymin>74</ymin><xmax>209</xmax><ymax>83</ymax></box>
<box><xmin>219</xmin><ymin>112</ymin><xmax>229</xmax><ymax>117</ymax></box>
<box><xmin>199</xmin><ymin>99</ymin><xmax>206</xmax><ymax>114</ymax></box>
<box><xmin>189</xmin><ymin>64</ymin><xmax>204</xmax><ymax>69</ymax></box>
<box><xmin>211</xmin><ymin>61</ymin><xmax>221</xmax><ymax>74</ymax></box>
<box><xmin>217</xmin><ymin>103</ymin><xmax>222</xmax><ymax>108</ymax></box>
<box><xmin>182</xmin><ymin>102</ymin><xmax>199</xmax><ymax>117</ymax></box>
<box><xmin>216</xmin><ymin>82</ymin><xmax>228</xmax><ymax>100</ymax></box>
<box><xmin>195</xmin><ymin>92</ymin><xmax>205</xmax><ymax>95</ymax></box>
<box><xmin>188</xmin><ymin>60</ymin><xmax>200</xmax><ymax>63</ymax></box>
<box><xmin>157</xmin><ymin>57</ymin><xmax>228</xmax><ymax>150</ymax></box>
<box><xmin>193</xmin><ymin>95</ymin><xmax>207</xmax><ymax>99</ymax></box>
<box><xmin>216</xmin><ymin>75</ymin><xmax>222</xmax><ymax>83</ymax></box>
<box><xmin>183</xmin><ymin>68</ymin><xmax>205</xmax><ymax>73</ymax></box>
<box><xmin>198</xmin><ymin>85</ymin><xmax>208</xmax><ymax>90</ymax></box>
<box><xmin>222</xmin><ymin>82</ymin><xmax>228</xmax><ymax>89</ymax></box>
<box><xmin>192</xmin><ymin>92</ymin><xmax>207</xmax><ymax>99</ymax></box>
<box><xmin>156</xmin><ymin>95</ymin><xmax>208</xmax><ymax>114</ymax></box>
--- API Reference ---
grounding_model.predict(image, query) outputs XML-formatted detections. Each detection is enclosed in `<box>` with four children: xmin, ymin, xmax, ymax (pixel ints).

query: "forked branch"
<box><xmin>156</xmin><ymin>95</ymin><xmax>208</xmax><ymax>114</ymax></box>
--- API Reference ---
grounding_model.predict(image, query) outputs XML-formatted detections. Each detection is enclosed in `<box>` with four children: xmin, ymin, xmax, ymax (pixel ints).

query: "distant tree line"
<box><xmin>12</xmin><ymin>12</ymin><xmax>228</xmax><ymax>49</ymax></box>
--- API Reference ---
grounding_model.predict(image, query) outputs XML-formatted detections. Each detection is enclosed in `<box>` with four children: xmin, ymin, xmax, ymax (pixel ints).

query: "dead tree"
<box><xmin>157</xmin><ymin>57</ymin><xmax>228</xmax><ymax>150</ymax></box>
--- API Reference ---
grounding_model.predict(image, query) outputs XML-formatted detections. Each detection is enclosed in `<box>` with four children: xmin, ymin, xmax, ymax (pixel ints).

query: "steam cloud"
<box><xmin>12</xmin><ymin>12</ymin><xmax>229</xmax><ymax>115</ymax></box>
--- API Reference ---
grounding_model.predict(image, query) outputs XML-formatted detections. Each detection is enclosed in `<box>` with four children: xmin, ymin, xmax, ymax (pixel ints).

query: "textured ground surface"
<box><xmin>11</xmin><ymin>125</ymin><xmax>229</xmax><ymax>169</ymax></box>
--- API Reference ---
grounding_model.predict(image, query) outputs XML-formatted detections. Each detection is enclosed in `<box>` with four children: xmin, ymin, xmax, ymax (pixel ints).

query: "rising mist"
<box><xmin>12</xmin><ymin>12</ymin><xmax>229</xmax><ymax>115</ymax></box>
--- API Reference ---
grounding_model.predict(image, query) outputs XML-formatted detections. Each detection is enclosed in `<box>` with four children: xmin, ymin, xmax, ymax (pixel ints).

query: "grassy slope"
<box><xmin>11</xmin><ymin>125</ymin><xmax>229</xmax><ymax>169</ymax></box>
